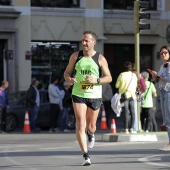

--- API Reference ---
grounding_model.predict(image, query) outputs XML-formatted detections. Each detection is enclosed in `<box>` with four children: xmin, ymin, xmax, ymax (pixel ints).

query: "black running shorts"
<box><xmin>72</xmin><ymin>95</ymin><xmax>102</xmax><ymax>111</ymax></box>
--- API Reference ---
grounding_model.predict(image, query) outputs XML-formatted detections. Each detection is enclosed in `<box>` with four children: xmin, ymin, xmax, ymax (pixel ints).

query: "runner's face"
<box><xmin>82</xmin><ymin>34</ymin><xmax>96</xmax><ymax>52</ymax></box>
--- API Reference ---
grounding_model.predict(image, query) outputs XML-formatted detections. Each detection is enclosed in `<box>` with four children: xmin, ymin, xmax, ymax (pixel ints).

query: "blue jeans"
<box><xmin>61</xmin><ymin>108</ymin><xmax>69</xmax><ymax>130</ymax></box>
<box><xmin>160</xmin><ymin>90</ymin><xmax>170</xmax><ymax>141</ymax></box>
<box><xmin>133</xmin><ymin>99</ymin><xmax>138</xmax><ymax>131</ymax></box>
<box><xmin>123</xmin><ymin>98</ymin><xmax>135</xmax><ymax>129</ymax></box>
<box><xmin>30</xmin><ymin>105</ymin><xmax>39</xmax><ymax>131</ymax></box>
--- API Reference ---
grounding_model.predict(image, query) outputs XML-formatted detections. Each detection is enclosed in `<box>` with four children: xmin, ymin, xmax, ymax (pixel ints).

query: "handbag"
<box><xmin>140</xmin><ymin>95</ymin><xmax>145</xmax><ymax>105</ymax></box>
<box><xmin>120</xmin><ymin>73</ymin><xmax>133</xmax><ymax>103</ymax></box>
<box><xmin>120</xmin><ymin>93</ymin><xmax>128</xmax><ymax>103</ymax></box>
<box><xmin>141</xmin><ymin>82</ymin><xmax>151</xmax><ymax>105</ymax></box>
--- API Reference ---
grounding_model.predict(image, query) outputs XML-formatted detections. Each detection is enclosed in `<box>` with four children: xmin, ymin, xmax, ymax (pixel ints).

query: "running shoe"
<box><xmin>159</xmin><ymin>144</ymin><xmax>170</xmax><ymax>151</ymax></box>
<box><xmin>87</xmin><ymin>131</ymin><xmax>95</xmax><ymax>149</ymax></box>
<box><xmin>82</xmin><ymin>154</ymin><xmax>91</xmax><ymax>166</ymax></box>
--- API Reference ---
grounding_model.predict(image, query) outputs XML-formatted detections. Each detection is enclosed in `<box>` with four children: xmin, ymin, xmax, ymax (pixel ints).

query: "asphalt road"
<box><xmin>0</xmin><ymin>131</ymin><xmax>170</xmax><ymax>170</ymax></box>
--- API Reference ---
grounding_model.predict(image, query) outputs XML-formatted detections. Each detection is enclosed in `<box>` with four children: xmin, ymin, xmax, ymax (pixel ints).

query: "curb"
<box><xmin>102</xmin><ymin>132</ymin><xmax>168</xmax><ymax>142</ymax></box>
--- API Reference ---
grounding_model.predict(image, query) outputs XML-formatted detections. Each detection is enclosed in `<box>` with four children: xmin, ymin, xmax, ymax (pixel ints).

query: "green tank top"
<box><xmin>72</xmin><ymin>51</ymin><xmax>102</xmax><ymax>98</ymax></box>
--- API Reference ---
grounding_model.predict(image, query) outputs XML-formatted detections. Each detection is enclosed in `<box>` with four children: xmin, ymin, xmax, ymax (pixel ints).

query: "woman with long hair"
<box><xmin>148</xmin><ymin>45</ymin><xmax>170</xmax><ymax>151</ymax></box>
<box><xmin>115</xmin><ymin>61</ymin><xmax>138</xmax><ymax>134</ymax></box>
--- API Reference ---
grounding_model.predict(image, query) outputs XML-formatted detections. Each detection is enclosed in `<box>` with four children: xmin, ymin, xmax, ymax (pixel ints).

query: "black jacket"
<box><xmin>26</xmin><ymin>85</ymin><xmax>37</xmax><ymax>108</ymax></box>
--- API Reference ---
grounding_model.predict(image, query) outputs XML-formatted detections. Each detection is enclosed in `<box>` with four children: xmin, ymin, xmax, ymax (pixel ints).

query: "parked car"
<box><xmin>6</xmin><ymin>90</ymin><xmax>50</xmax><ymax>132</ymax></box>
<box><xmin>6</xmin><ymin>90</ymin><xmax>76</xmax><ymax>132</ymax></box>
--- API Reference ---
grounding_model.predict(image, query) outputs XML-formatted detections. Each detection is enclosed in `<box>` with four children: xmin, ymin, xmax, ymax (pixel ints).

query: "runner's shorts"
<box><xmin>72</xmin><ymin>95</ymin><xmax>102</xmax><ymax>110</ymax></box>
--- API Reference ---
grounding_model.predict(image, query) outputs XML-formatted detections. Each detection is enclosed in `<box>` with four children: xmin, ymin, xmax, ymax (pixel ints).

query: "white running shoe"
<box><xmin>159</xmin><ymin>144</ymin><xmax>170</xmax><ymax>151</ymax></box>
<box><xmin>63</xmin><ymin>129</ymin><xmax>70</xmax><ymax>133</ymax></box>
<box><xmin>82</xmin><ymin>156</ymin><xmax>91</xmax><ymax>166</ymax></box>
<box><xmin>87</xmin><ymin>132</ymin><xmax>95</xmax><ymax>149</ymax></box>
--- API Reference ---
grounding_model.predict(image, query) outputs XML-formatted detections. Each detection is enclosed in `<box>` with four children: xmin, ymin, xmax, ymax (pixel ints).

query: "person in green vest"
<box><xmin>64</xmin><ymin>31</ymin><xmax>112</xmax><ymax>166</ymax></box>
<box><xmin>140</xmin><ymin>71</ymin><xmax>157</xmax><ymax>132</ymax></box>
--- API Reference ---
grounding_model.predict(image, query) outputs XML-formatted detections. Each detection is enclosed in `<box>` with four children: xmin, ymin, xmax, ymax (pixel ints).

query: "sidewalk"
<box><xmin>97</xmin><ymin>113</ymin><xmax>168</xmax><ymax>142</ymax></box>
<box><xmin>102</xmin><ymin>131</ymin><xmax>168</xmax><ymax>142</ymax></box>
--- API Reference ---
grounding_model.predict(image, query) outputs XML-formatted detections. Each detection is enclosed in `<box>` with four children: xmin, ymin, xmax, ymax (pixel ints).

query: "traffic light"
<box><xmin>134</xmin><ymin>0</ymin><xmax>150</xmax><ymax>33</ymax></box>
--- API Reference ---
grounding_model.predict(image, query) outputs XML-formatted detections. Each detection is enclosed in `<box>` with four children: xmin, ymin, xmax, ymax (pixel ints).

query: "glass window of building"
<box><xmin>0</xmin><ymin>0</ymin><xmax>11</xmax><ymax>5</ymax></box>
<box><xmin>31</xmin><ymin>42</ymin><xmax>78</xmax><ymax>89</ymax></box>
<box><xmin>31</xmin><ymin>0</ymin><xmax>80</xmax><ymax>8</ymax></box>
<box><xmin>104</xmin><ymin>0</ymin><xmax>157</xmax><ymax>10</ymax></box>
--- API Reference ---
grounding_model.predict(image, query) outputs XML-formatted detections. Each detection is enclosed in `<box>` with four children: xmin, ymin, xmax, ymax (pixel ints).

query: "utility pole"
<box><xmin>134</xmin><ymin>0</ymin><xmax>150</xmax><ymax>131</ymax></box>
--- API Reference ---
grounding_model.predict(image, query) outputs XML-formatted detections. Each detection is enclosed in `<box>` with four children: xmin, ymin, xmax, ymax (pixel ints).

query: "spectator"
<box><xmin>148</xmin><ymin>45</ymin><xmax>170</xmax><ymax>151</ymax></box>
<box><xmin>0</xmin><ymin>80</ymin><xmax>9</xmax><ymax>133</ymax></box>
<box><xmin>115</xmin><ymin>61</ymin><xmax>138</xmax><ymax>134</ymax></box>
<box><xmin>56</xmin><ymin>76</ymin><xmax>65</xmax><ymax>131</ymax></box>
<box><xmin>140</xmin><ymin>71</ymin><xmax>157</xmax><ymax>132</ymax></box>
<box><xmin>102</xmin><ymin>83</ymin><xmax>114</xmax><ymax>127</ymax></box>
<box><xmin>139</xmin><ymin>73</ymin><xmax>146</xmax><ymax>93</ymax></box>
<box><xmin>136</xmin><ymin>73</ymin><xmax>146</xmax><ymax>131</ymax></box>
<box><xmin>132</xmin><ymin>64</ymin><xmax>146</xmax><ymax>132</ymax></box>
<box><xmin>48</xmin><ymin>77</ymin><xmax>62</xmax><ymax>132</ymax></box>
<box><xmin>61</xmin><ymin>81</ymin><xmax>72</xmax><ymax>132</ymax></box>
<box><xmin>26</xmin><ymin>79</ymin><xmax>40</xmax><ymax>133</ymax></box>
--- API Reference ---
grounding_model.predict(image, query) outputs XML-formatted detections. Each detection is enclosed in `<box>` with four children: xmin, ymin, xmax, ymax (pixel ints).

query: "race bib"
<box><xmin>80</xmin><ymin>83</ymin><xmax>94</xmax><ymax>92</ymax></box>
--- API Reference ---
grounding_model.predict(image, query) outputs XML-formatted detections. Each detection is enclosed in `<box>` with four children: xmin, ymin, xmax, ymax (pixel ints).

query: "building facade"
<box><xmin>0</xmin><ymin>0</ymin><xmax>170</xmax><ymax>93</ymax></box>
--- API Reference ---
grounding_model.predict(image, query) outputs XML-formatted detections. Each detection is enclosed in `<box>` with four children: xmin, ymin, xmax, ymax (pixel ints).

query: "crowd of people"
<box><xmin>114</xmin><ymin>45</ymin><xmax>170</xmax><ymax>152</ymax></box>
<box><xmin>1</xmin><ymin>31</ymin><xmax>170</xmax><ymax>166</ymax></box>
<box><xmin>0</xmin><ymin>77</ymin><xmax>73</xmax><ymax>134</ymax></box>
<box><xmin>29</xmin><ymin>76</ymin><xmax>73</xmax><ymax>133</ymax></box>
<box><xmin>115</xmin><ymin>62</ymin><xmax>158</xmax><ymax>134</ymax></box>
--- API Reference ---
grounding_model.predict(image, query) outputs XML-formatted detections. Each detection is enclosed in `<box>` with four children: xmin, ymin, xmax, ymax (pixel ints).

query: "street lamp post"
<box><xmin>134</xmin><ymin>0</ymin><xmax>150</xmax><ymax>131</ymax></box>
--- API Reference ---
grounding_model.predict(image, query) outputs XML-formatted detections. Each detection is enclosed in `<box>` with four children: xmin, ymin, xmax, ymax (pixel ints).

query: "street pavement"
<box><xmin>0</xmin><ymin>129</ymin><xmax>170</xmax><ymax>170</ymax></box>
<box><xmin>0</xmin><ymin>111</ymin><xmax>169</xmax><ymax>170</ymax></box>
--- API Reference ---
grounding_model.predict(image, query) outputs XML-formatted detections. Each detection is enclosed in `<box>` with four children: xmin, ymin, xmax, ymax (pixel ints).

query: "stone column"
<box><xmin>84</xmin><ymin>0</ymin><xmax>105</xmax><ymax>54</ymax></box>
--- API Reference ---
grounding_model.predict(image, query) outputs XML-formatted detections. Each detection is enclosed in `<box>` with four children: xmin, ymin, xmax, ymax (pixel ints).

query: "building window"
<box><xmin>0</xmin><ymin>0</ymin><xmax>11</xmax><ymax>5</ymax></box>
<box><xmin>31</xmin><ymin>42</ymin><xmax>78</xmax><ymax>89</ymax></box>
<box><xmin>104</xmin><ymin>0</ymin><xmax>157</xmax><ymax>10</ymax></box>
<box><xmin>31</xmin><ymin>0</ymin><xmax>80</xmax><ymax>8</ymax></box>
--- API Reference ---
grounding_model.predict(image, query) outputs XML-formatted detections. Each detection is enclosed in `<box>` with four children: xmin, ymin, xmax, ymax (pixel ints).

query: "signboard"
<box><xmin>25</xmin><ymin>51</ymin><xmax>32</xmax><ymax>60</ymax></box>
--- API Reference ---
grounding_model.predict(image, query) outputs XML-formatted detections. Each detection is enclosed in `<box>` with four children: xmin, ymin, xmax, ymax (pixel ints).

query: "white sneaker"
<box><xmin>63</xmin><ymin>129</ymin><xmax>70</xmax><ymax>133</ymax></box>
<box><xmin>131</xmin><ymin>130</ymin><xmax>137</xmax><ymax>134</ymax></box>
<box><xmin>82</xmin><ymin>156</ymin><xmax>91</xmax><ymax>166</ymax></box>
<box><xmin>121</xmin><ymin>129</ymin><xmax>129</xmax><ymax>134</ymax></box>
<box><xmin>159</xmin><ymin>144</ymin><xmax>170</xmax><ymax>151</ymax></box>
<box><xmin>87</xmin><ymin>132</ymin><xmax>95</xmax><ymax>149</ymax></box>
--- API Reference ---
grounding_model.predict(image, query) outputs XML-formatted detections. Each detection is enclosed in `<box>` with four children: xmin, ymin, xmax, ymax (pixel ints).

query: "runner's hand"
<box><xmin>86</xmin><ymin>75</ymin><xmax>97</xmax><ymax>84</ymax></box>
<box><xmin>68</xmin><ymin>77</ymin><xmax>77</xmax><ymax>85</ymax></box>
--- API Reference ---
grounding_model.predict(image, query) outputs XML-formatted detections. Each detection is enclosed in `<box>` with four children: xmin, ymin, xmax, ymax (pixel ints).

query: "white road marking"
<box><xmin>0</xmin><ymin>150</ymin><xmax>28</xmax><ymax>153</ymax></box>
<box><xmin>40</xmin><ymin>146</ymin><xmax>73</xmax><ymax>150</ymax></box>
<box><xmin>0</xmin><ymin>144</ymin><xmax>35</xmax><ymax>148</ymax></box>
<box><xmin>4</xmin><ymin>147</ymin><xmax>39</xmax><ymax>170</ymax></box>
<box><xmin>138</xmin><ymin>155</ymin><xmax>170</xmax><ymax>167</ymax></box>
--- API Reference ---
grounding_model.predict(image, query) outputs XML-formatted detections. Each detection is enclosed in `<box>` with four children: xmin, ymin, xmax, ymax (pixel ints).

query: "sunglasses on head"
<box><xmin>160</xmin><ymin>51</ymin><xmax>169</xmax><ymax>55</ymax></box>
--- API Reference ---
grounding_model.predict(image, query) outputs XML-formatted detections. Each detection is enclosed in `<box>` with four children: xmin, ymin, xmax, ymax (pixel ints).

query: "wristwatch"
<box><xmin>97</xmin><ymin>78</ymin><xmax>100</xmax><ymax>84</ymax></box>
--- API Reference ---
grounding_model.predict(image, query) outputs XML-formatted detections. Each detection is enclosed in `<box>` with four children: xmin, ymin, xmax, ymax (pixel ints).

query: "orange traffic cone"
<box><xmin>23</xmin><ymin>111</ymin><xmax>31</xmax><ymax>133</ymax></box>
<box><xmin>110</xmin><ymin>119</ymin><xmax>117</xmax><ymax>133</ymax></box>
<box><xmin>100</xmin><ymin>105</ymin><xmax>108</xmax><ymax>130</ymax></box>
